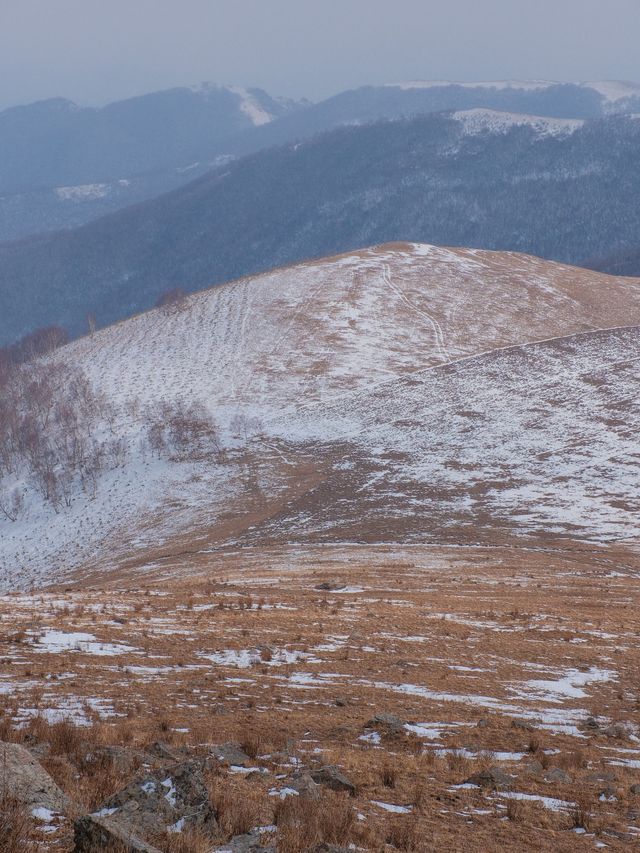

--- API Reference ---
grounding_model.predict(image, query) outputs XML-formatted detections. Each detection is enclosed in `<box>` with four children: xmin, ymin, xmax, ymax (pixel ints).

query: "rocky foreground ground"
<box><xmin>0</xmin><ymin>542</ymin><xmax>639</xmax><ymax>851</ymax></box>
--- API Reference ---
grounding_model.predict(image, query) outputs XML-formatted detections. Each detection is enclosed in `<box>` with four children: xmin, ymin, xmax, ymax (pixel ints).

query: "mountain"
<box><xmin>227</xmin><ymin>79</ymin><xmax>640</xmax><ymax>156</ymax></box>
<box><xmin>0</xmin><ymin>84</ymin><xmax>302</xmax><ymax>241</ymax></box>
<box><xmin>2</xmin><ymin>109</ymin><xmax>640</xmax><ymax>346</ymax></box>
<box><xmin>2</xmin><ymin>79</ymin><xmax>640</xmax><ymax>242</ymax></box>
<box><xmin>3</xmin><ymin>243</ymin><xmax>640</xmax><ymax>588</ymax></box>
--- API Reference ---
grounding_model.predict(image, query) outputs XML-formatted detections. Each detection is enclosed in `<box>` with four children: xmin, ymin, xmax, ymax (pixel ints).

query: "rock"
<box><xmin>311</xmin><ymin>845</ymin><xmax>353</xmax><ymax>853</ymax></box>
<box><xmin>91</xmin><ymin>745</ymin><xmax>154</xmax><ymax>775</ymax></box>
<box><xmin>465</xmin><ymin>767</ymin><xmax>514</xmax><ymax>790</ymax></box>
<box><xmin>544</xmin><ymin>767</ymin><xmax>572</xmax><ymax>784</ymax></box>
<box><xmin>511</xmin><ymin>719</ymin><xmax>535</xmax><ymax>732</ymax></box>
<box><xmin>94</xmin><ymin>759</ymin><xmax>217</xmax><ymax>840</ymax></box>
<box><xmin>581</xmin><ymin>717</ymin><xmax>601</xmax><ymax>731</ymax></box>
<box><xmin>315</xmin><ymin>582</ymin><xmax>345</xmax><ymax>591</ymax></box>
<box><xmin>334</xmin><ymin>698</ymin><xmax>347</xmax><ymax>707</ymax></box>
<box><xmin>586</xmin><ymin>771</ymin><xmax>616</xmax><ymax>783</ymax></box>
<box><xmin>310</xmin><ymin>765</ymin><xmax>357</xmax><ymax>795</ymax></box>
<box><xmin>209</xmin><ymin>742</ymin><xmax>253</xmax><ymax>767</ymax></box>
<box><xmin>211</xmin><ymin>829</ymin><xmax>276</xmax><ymax>852</ymax></box>
<box><xmin>289</xmin><ymin>770</ymin><xmax>321</xmax><ymax>800</ymax></box>
<box><xmin>599</xmin><ymin>786</ymin><xmax>617</xmax><ymax>801</ymax></box>
<box><xmin>476</xmin><ymin>718</ymin><xmax>490</xmax><ymax>729</ymax></box>
<box><xmin>604</xmin><ymin>723</ymin><xmax>630</xmax><ymax>740</ymax></box>
<box><xmin>630</xmin><ymin>784</ymin><xmax>640</xmax><ymax>795</ymax></box>
<box><xmin>0</xmin><ymin>741</ymin><xmax>69</xmax><ymax>813</ymax></box>
<box><xmin>145</xmin><ymin>740</ymin><xmax>187</xmax><ymax>763</ymax></box>
<box><xmin>366</xmin><ymin>713</ymin><xmax>404</xmax><ymax>734</ymax></box>
<box><xmin>523</xmin><ymin>760</ymin><xmax>544</xmax><ymax>776</ymax></box>
<box><xmin>73</xmin><ymin>814</ymin><xmax>162</xmax><ymax>853</ymax></box>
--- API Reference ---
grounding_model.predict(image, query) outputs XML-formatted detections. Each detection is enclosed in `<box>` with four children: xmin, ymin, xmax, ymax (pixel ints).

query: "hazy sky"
<box><xmin>1</xmin><ymin>0</ymin><xmax>639</xmax><ymax>109</ymax></box>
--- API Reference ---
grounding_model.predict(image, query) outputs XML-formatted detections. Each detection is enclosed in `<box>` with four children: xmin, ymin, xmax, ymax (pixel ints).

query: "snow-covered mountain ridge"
<box><xmin>387</xmin><ymin>79</ymin><xmax>640</xmax><ymax>108</ymax></box>
<box><xmin>452</xmin><ymin>109</ymin><xmax>584</xmax><ymax>137</ymax></box>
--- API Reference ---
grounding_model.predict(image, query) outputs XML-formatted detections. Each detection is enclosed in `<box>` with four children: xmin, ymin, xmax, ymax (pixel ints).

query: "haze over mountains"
<box><xmin>2</xmin><ymin>79</ymin><xmax>640</xmax><ymax>244</ymax></box>
<box><xmin>3</xmin><ymin>102</ymin><xmax>640</xmax><ymax>344</ymax></box>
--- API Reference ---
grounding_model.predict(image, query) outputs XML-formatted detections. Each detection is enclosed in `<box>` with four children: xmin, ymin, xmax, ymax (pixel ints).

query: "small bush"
<box><xmin>380</xmin><ymin>763</ymin><xmax>398</xmax><ymax>788</ymax></box>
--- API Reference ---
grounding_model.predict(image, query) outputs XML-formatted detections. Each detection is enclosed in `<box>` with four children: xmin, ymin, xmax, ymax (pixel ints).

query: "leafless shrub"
<box><xmin>143</xmin><ymin>400</ymin><xmax>221</xmax><ymax>460</ymax></box>
<box><xmin>572</xmin><ymin>795</ymin><xmax>593</xmax><ymax>832</ymax></box>
<box><xmin>506</xmin><ymin>797</ymin><xmax>524</xmax><ymax>822</ymax></box>
<box><xmin>0</xmin><ymin>488</ymin><xmax>24</xmax><ymax>522</ymax></box>
<box><xmin>381</xmin><ymin>763</ymin><xmax>398</xmax><ymax>788</ymax></box>
<box><xmin>156</xmin><ymin>288</ymin><xmax>188</xmax><ymax>313</ymax></box>
<box><xmin>528</xmin><ymin>735</ymin><xmax>541</xmax><ymax>754</ymax></box>
<box><xmin>0</xmin><ymin>360</ymin><xmax>115</xmax><ymax>512</ymax></box>
<box><xmin>230</xmin><ymin>413</ymin><xmax>263</xmax><ymax>443</ymax></box>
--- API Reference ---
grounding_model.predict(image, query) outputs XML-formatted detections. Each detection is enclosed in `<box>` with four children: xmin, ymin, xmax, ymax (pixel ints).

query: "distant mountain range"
<box><xmin>2</xmin><ymin>106</ymin><xmax>640</xmax><ymax>345</ymax></box>
<box><xmin>2</xmin><ymin>79</ymin><xmax>640</xmax><ymax>242</ymax></box>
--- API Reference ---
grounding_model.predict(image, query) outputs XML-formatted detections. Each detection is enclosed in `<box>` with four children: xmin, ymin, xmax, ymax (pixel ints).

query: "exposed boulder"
<box><xmin>288</xmin><ymin>770</ymin><xmax>321</xmax><ymax>800</ymax></box>
<box><xmin>511</xmin><ymin>719</ymin><xmax>535</xmax><ymax>732</ymax></box>
<box><xmin>0</xmin><ymin>741</ymin><xmax>69</xmax><ymax>813</ymax></box>
<box><xmin>311</xmin><ymin>845</ymin><xmax>354</xmax><ymax>853</ymax></box>
<box><xmin>310</xmin><ymin>765</ymin><xmax>356</xmax><ymax>795</ymax></box>
<box><xmin>599</xmin><ymin>786</ymin><xmax>618</xmax><ymax>801</ymax></box>
<box><xmin>544</xmin><ymin>767</ymin><xmax>572</xmax><ymax>784</ymax></box>
<box><xmin>211</xmin><ymin>828</ymin><xmax>276</xmax><ymax>851</ymax></box>
<box><xmin>145</xmin><ymin>740</ymin><xmax>188</xmax><ymax>764</ymax></box>
<box><xmin>366</xmin><ymin>713</ymin><xmax>405</xmax><ymax>734</ymax></box>
<box><xmin>73</xmin><ymin>813</ymin><xmax>162</xmax><ymax>853</ymax></box>
<box><xmin>630</xmin><ymin>784</ymin><xmax>640</xmax><ymax>795</ymax></box>
<box><xmin>209</xmin><ymin>742</ymin><xmax>253</xmax><ymax>767</ymax></box>
<box><xmin>581</xmin><ymin>716</ymin><xmax>601</xmax><ymax>732</ymax></box>
<box><xmin>604</xmin><ymin>723</ymin><xmax>631</xmax><ymax>740</ymax></box>
<box><xmin>465</xmin><ymin>767</ymin><xmax>514</xmax><ymax>790</ymax></box>
<box><xmin>91</xmin><ymin>759</ymin><xmax>217</xmax><ymax>840</ymax></box>
<box><xmin>586</xmin><ymin>771</ymin><xmax>616</xmax><ymax>783</ymax></box>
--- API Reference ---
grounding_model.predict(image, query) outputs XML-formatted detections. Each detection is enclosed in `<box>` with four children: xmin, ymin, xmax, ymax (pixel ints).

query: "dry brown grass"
<box><xmin>385</xmin><ymin>814</ymin><xmax>423</xmax><ymax>851</ymax></box>
<box><xmin>0</xmin><ymin>543</ymin><xmax>638</xmax><ymax>851</ymax></box>
<box><xmin>274</xmin><ymin>792</ymin><xmax>355</xmax><ymax>852</ymax></box>
<box><xmin>0</xmin><ymin>793</ymin><xmax>37</xmax><ymax>852</ymax></box>
<box><xmin>208</xmin><ymin>779</ymin><xmax>265</xmax><ymax>838</ymax></box>
<box><xmin>153</xmin><ymin>828</ymin><xmax>216</xmax><ymax>853</ymax></box>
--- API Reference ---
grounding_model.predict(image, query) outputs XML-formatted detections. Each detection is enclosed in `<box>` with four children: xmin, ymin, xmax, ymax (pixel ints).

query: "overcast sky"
<box><xmin>1</xmin><ymin>0</ymin><xmax>639</xmax><ymax>109</ymax></box>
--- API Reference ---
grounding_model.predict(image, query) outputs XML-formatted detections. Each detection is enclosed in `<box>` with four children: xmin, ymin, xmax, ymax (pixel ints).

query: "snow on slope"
<box><xmin>226</xmin><ymin>86</ymin><xmax>276</xmax><ymax>126</ymax></box>
<box><xmin>190</xmin><ymin>82</ymin><xmax>282</xmax><ymax>125</ymax></box>
<box><xmin>452</xmin><ymin>109</ymin><xmax>584</xmax><ymax>138</ymax></box>
<box><xmin>269</xmin><ymin>326</ymin><xmax>640</xmax><ymax>547</ymax></box>
<box><xmin>4</xmin><ymin>244</ymin><xmax>640</xmax><ymax>587</ymax></box>
<box><xmin>61</xmin><ymin>243</ymin><xmax>640</xmax><ymax>426</ymax></box>
<box><xmin>586</xmin><ymin>80</ymin><xmax>640</xmax><ymax>103</ymax></box>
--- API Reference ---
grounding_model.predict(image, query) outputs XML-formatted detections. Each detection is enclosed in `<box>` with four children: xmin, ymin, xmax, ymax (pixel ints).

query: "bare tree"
<box><xmin>0</xmin><ymin>488</ymin><xmax>24</xmax><ymax>522</ymax></box>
